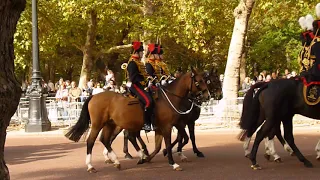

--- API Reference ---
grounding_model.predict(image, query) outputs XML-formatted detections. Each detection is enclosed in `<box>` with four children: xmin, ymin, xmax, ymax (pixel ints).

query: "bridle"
<box><xmin>159</xmin><ymin>72</ymin><xmax>210</xmax><ymax>115</ymax></box>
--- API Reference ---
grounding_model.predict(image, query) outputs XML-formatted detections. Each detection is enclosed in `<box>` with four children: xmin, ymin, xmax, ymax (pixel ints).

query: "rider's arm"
<box><xmin>146</xmin><ymin>63</ymin><xmax>156</xmax><ymax>78</ymax></box>
<box><xmin>127</xmin><ymin>61</ymin><xmax>144</xmax><ymax>84</ymax></box>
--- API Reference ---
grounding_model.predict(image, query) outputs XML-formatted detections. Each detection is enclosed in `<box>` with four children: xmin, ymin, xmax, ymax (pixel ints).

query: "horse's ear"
<box><xmin>210</xmin><ymin>67</ymin><xmax>214</xmax><ymax>75</ymax></box>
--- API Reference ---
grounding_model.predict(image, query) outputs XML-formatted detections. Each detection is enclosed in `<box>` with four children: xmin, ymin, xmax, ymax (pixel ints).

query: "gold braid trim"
<box><xmin>303</xmin><ymin>85</ymin><xmax>320</xmax><ymax>106</ymax></box>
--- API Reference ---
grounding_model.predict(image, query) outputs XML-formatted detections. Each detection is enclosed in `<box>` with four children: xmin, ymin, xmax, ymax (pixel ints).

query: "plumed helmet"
<box><xmin>155</xmin><ymin>44</ymin><xmax>164</xmax><ymax>55</ymax></box>
<box><xmin>132</xmin><ymin>41</ymin><xmax>143</xmax><ymax>52</ymax></box>
<box><xmin>305</xmin><ymin>14</ymin><xmax>314</xmax><ymax>31</ymax></box>
<box><xmin>298</xmin><ymin>16</ymin><xmax>307</xmax><ymax>30</ymax></box>
<box><xmin>147</xmin><ymin>43</ymin><xmax>157</xmax><ymax>55</ymax></box>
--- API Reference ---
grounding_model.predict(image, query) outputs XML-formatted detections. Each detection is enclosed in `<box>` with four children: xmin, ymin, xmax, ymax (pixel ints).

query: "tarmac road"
<box><xmin>5</xmin><ymin>128</ymin><xmax>320</xmax><ymax>180</ymax></box>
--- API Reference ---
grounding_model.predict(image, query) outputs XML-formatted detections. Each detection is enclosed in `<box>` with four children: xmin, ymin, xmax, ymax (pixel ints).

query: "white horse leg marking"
<box><xmin>266</xmin><ymin>138</ymin><xmax>281</xmax><ymax>161</ymax></box>
<box><xmin>283</xmin><ymin>142</ymin><xmax>294</xmax><ymax>155</ymax></box>
<box><xmin>103</xmin><ymin>147</ymin><xmax>114</xmax><ymax>163</ymax></box>
<box><xmin>315</xmin><ymin>140</ymin><xmax>320</xmax><ymax>160</ymax></box>
<box><xmin>243</xmin><ymin>136</ymin><xmax>251</xmax><ymax>157</ymax></box>
<box><xmin>177</xmin><ymin>152</ymin><xmax>188</xmax><ymax>161</ymax></box>
<box><xmin>108</xmin><ymin>151</ymin><xmax>120</xmax><ymax>165</ymax></box>
<box><xmin>137</xmin><ymin>150</ymin><xmax>147</xmax><ymax>160</ymax></box>
<box><xmin>86</xmin><ymin>154</ymin><xmax>94</xmax><ymax>170</ymax></box>
<box><xmin>264</xmin><ymin>137</ymin><xmax>271</xmax><ymax>155</ymax></box>
<box><xmin>171</xmin><ymin>163</ymin><xmax>181</xmax><ymax>170</ymax></box>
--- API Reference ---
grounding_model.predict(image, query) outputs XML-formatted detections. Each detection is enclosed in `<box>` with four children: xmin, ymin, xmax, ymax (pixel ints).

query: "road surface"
<box><xmin>5</xmin><ymin>128</ymin><xmax>320</xmax><ymax>180</ymax></box>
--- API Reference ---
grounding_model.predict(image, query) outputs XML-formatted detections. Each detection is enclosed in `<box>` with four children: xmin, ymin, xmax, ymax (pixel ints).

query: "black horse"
<box><xmin>240</xmin><ymin>82</ymin><xmax>294</xmax><ymax>162</ymax></box>
<box><xmin>102</xmin><ymin>68</ymin><xmax>222</xmax><ymax>162</ymax></box>
<box><xmin>239</xmin><ymin>77</ymin><xmax>319</xmax><ymax>169</ymax></box>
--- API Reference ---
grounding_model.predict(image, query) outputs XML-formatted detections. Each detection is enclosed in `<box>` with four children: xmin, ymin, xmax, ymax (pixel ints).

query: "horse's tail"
<box><xmin>65</xmin><ymin>96</ymin><xmax>93</xmax><ymax>142</ymax></box>
<box><xmin>238</xmin><ymin>82</ymin><xmax>268</xmax><ymax>141</ymax></box>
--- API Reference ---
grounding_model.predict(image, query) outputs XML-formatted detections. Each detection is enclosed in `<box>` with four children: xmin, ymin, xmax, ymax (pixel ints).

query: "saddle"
<box><xmin>125</xmin><ymin>85</ymin><xmax>159</xmax><ymax>105</ymax></box>
<box><xmin>300</xmin><ymin>77</ymin><xmax>320</xmax><ymax>106</ymax></box>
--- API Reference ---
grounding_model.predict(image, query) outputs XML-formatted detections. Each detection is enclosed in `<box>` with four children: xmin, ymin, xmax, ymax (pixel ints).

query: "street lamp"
<box><xmin>25</xmin><ymin>0</ymin><xmax>51</xmax><ymax>132</ymax></box>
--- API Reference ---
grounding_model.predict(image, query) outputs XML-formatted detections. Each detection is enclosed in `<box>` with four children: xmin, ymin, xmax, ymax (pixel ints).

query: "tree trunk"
<box><xmin>239</xmin><ymin>37</ymin><xmax>248</xmax><ymax>85</ymax></box>
<box><xmin>215</xmin><ymin>0</ymin><xmax>255</xmax><ymax>124</ymax></box>
<box><xmin>141</xmin><ymin>0</ymin><xmax>154</xmax><ymax>63</ymax></box>
<box><xmin>78</xmin><ymin>10</ymin><xmax>97</xmax><ymax>89</ymax></box>
<box><xmin>0</xmin><ymin>0</ymin><xmax>25</xmax><ymax>179</ymax></box>
<box><xmin>222</xmin><ymin>0</ymin><xmax>255</xmax><ymax>101</ymax></box>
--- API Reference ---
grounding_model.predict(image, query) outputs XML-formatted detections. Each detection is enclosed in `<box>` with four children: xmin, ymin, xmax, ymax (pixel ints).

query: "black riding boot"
<box><xmin>142</xmin><ymin>108</ymin><xmax>156</xmax><ymax>132</ymax></box>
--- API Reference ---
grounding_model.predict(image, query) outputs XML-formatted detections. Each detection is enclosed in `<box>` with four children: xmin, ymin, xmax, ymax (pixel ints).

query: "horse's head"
<box><xmin>187</xmin><ymin>67</ymin><xmax>211</xmax><ymax>102</ymax></box>
<box><xmin>205</xmin><ymin>67</ymin><xmax>222</xmax><ymax>100</ymax></box>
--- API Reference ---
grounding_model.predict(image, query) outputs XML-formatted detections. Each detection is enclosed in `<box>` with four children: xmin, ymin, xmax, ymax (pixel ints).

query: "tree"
<box><xmin>0</xmin><ymin>0</ymin><xmax>25</xmax><ymax>179</ymax></box>
<box><xmin>223</xmin><ymin>0</ymin><xmax>255</xmax><ymax>102</ymax></box>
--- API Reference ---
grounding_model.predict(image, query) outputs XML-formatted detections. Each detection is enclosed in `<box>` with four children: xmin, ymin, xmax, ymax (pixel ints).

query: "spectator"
<box><xmin>265</xmin><ymin>75</ymin><xmax>272</xmax><ymax>82</ymax></box>
<box><xmin>55</xmin><ymin>83</ymin><xmax>68</xmax><ymax>101</ymax></box>
<box><xmin>257</xmin><ymin>74</ymin><xmax>264</xmax><ymax>82</ymax></box>
<box><xmin>47</xmin><ymin>80</ymin><xmax>55</xmax><ymax>93</ymax></box>
<box><xmin>284</xmin><ymin>69</ymin><xmax>291</xmax><ymax>79</ymax></box>
<box><xmin>92</xmin><ymin>83</ymin><xmax>104</xmax><ymax>95</ymax></box>
<box><xmin>65</xmin><ymin>80</ymin><xmax>71</xmax><ymax>91</ymax></box>
<box><xmin>85</xmin><ymin>80</ymin><xmax>94</xmax><ymax>96</ymax></box>
<box><xmin>105</xmin><ymin>69</ymin><xmax>115</xmax><ymax>86</ymax></box>
<box><xmin>69</xmin><ymin>81</ymin><xmax>81</xmax><ymax>102</ymax></box>
<box><xmin>239</xmin><ymin>77</ymin><xmax>251</xmax><ymax>95</ymax></box>
<box><xmin>271</xmin><ymin>72</ymin><xmax>278</xmax><ymax>80</ymax></box>
<box><xmin>105</xmin><ymin>80</ymin><xmax>116</xmax><ymax>91</ymax></box>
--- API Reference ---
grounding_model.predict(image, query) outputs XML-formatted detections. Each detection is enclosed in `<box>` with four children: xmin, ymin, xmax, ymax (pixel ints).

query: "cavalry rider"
<box><xmin>309</xmin><ymin>3</ymin><xmax>320</xmax><ymax>81</ymax></box>
<box><xmin>298</xmin><ymin>15</ymin><xmax>315</xmax><ymax>74</ymax></box>
<box><xmin>127</xmin><ymin>41</ymin><xmax>155</xmax><ymax>131</ymax></box>
<box><xmin>145</xmin><ymin>43</ymin><xmax>160</xmax><ymax>86</ymax></box>
<box><xmin>155</xmin><ymin>44</ymin><xmax>171</xmax><ymax>84</ymax></box>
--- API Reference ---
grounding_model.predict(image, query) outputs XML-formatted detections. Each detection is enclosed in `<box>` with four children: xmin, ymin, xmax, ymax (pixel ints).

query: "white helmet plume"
<box><xmin>316</xmin><ymin>3</ymin><xmax>320</xmax><ymax>18</ymax></box>
<box><xmin>298</xmin><ymin>16</ymin><xmax>307</xmax><ymax>30</ymax></box>
<box><xmin>305</xmin><ymin>14</ymin><xmax>314</xmax><ymax>31</ymax></box>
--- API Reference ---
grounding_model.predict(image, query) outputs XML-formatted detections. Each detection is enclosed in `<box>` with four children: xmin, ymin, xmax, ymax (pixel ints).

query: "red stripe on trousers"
<box><xmin>133</xmin><ymin>84</ymin><xmax>150</xmax><ymax>107</ymax></box>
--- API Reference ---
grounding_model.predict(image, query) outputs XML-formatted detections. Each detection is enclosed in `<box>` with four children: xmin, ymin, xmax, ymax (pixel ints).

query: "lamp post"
<box><xmin>25</xmin><ymin>0</ymin><xmax>51</xmax><ymax>132</ymax></box>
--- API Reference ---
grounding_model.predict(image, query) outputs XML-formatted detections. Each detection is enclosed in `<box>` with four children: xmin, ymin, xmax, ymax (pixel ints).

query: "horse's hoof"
<box><xmin>114</xmin><ymin>164</ymin><xmax>121</xmax><ymax>170</ymax></box>
<box><xmin>105</xmin><ymin>159</ymin><xmax>113</xmax><ymax>164</ymax></box>
<box><xmin>162</xmin><ymin>149</ymin><xmax>168</xmax><ymax>157</ymax></box>
<box><xmin>290</xmin><ymin>152</ymin><xmax>296</xmax><ymax>156</ymax></box>
<box><xmin>304</xmin><ymin>161</ymin><xmax>313</xmax><ymax>168</ymax></box>
<box><xmin>274</xmin><ymin>158</ymin><xmax>282</xmax><ymax>163</ymax></box>
<box><xmin>251</xmin><ymin>164</ymin><xmax>262</xmax><ymax>170</ymax></box>
<box><xmin>87</xmin><ymin>167</ymin><xmax>97</xmax><ymax>173</ymax></box>
<box><xmin>137</xmin><ymin>159</ymin><xmax>146</xmax><ymax>165</ymax></box>
<box><xmin>196</xmin><ymin>152</ymin><xmax>205</xmax><ymax>158</ymax></box>
<box><xmin>316</xmin><ymin>156</ymin><xmax>320</xmax><ymax>161</ymax></box>
<box><xmin>245</xmin><ymin>153</ymin><xmax>250</xmax><ymax>158</ymax></box>
<box><xmin>125</xmin><ymin>154</ymin><xmax>133</xmax><ymax>160</ymax></box>
<box><xmin>264</xmin><ymin>154</ymin><xmax>271</xmax><ymax>161</ymax></box>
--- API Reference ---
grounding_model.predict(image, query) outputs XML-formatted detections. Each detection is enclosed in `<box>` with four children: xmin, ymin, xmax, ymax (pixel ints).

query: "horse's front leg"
<box><xmin>145</xmin><ymin>129</ymin><xmax>163</xmax><ymax>163</ymax></box>
<box><xmin>188</xmin><ymin>121</ymin><xmax>204</xmax><ymax>157</ymax></box>
<box><xmin>163</xmin><ymin>127</ymin><xmax>182</xmax><ymax>171</ymax></box>
<box><xmin>315</xmin><ymin>139</ymin><xmax>320</xmax><ymax>160</ymax></box>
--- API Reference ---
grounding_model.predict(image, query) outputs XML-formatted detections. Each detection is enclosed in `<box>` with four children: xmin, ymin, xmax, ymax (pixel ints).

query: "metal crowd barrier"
<box><xmin>11</xmin><ymin>96</ymin><xmax>245</xmax><ymax>127</ymax></box>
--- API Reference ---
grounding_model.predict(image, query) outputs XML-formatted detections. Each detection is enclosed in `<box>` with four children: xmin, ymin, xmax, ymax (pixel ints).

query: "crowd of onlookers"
<box><xmin>21</xmin><ymin>69</ymin><xmax>129</xmax><ymax>102</ymax></box>
<box><xmin>238</xmin><ymin>69</ymin><xmax>298</xmax><ymax>95</ymax></box>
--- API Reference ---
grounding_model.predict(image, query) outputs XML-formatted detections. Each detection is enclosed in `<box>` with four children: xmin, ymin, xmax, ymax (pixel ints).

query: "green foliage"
<box><xmin>14</xmin><ymin>0</ymin><xmax>319</xmax><ymax>83</ymax></box>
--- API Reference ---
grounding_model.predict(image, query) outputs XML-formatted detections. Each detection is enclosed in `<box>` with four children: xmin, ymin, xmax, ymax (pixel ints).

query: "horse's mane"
<box><xmin>165</xmin><ymin>72</ymin><xmax>187</xmax><ymax>91</ymax></box>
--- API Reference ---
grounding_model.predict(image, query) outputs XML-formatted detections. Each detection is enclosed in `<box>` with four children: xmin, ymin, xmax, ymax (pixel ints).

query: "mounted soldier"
<box><xmin>298</xmin><ymin>15</ymin><xmax>315</xmax><ymax>75</ymax></box>
<box><xmin>127</xmin><ymin>41</ymin><xmax>155</xmax><ymax>131</ymax></box>
<box><xmin>309</xmin><ymin>3</ymin><xmax>320</xmax><ymax>81</ymax></box>
<box><xmin>155</xmin><ymin>44</ymin><xmax>171</xmax><ymax>85</ymax></box>
<box><xmin>145</xmin><ymin>43</ymin><xmax>160</xmax><ymax>86</ymax></box>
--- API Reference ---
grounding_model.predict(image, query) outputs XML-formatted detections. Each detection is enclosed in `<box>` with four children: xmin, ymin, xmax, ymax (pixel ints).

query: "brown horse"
<box><xmin>102</xmin><ymin>68</ymin><xmax>222</xmax><ymax>162</ymax></box>
<box><xmin>65</xmin><ymin>68</ymin><xmax>210</xmax><ymax>172</ymax></box>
